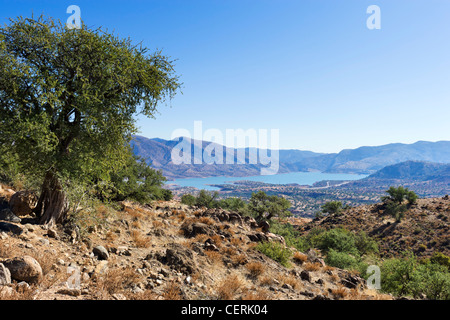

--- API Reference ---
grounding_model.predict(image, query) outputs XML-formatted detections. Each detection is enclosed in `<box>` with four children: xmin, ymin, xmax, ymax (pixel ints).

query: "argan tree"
<box><xmin>248</xmin><ymin>190</ymin><xmax>291</xmax><ymax>222</ymax></box>
<box><xmin>0</xmin><ymin>16</ymin><xmax>180</xmax><ymax>225</ymax></box>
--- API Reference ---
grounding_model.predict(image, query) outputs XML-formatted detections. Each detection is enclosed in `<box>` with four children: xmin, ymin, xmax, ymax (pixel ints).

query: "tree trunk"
<box><xmin>34</xmin><ymin>169</ymin><xmax>69</xmax><ymax>226</ymax></box>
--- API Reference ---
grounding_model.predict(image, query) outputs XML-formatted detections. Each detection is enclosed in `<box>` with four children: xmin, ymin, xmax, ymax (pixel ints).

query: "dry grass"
<box><xmin>242</xmin><ymin>288</ymin><xmax>270</xmax><ymax>300</ymax></box>
<box><xmin>127</xmin><ymin>289</ymin><xmax>158</xmax><ymax>300</ymax></box>
<box><xmin>32</xmin><ymin>249</ymin><xmax>57</xmax><ymax>276</ymax></box>
<box><xmin>216</xmin><ymin>274</ymin><xmax>244</xmax><ymax>300</ymax></box>
<box><xmin>277</xmin><ymin>273</ymin><xmax>302</xmax><ymax>290</ymax></box>
<box><xmin>245</xmin><ymin>262</ymin><xmax>265</xmax><ymax>279</ymax></box>
<box><xmin>231</xmin><ymin>254</ymin><xmax>248</xmax><ymax>266</ymax></box>
<box><xmin>93</xmin><ymin>267</ymin><xmax>143</xmax><ymax>298</ymax></box>
<box><xmin>152</xmin><ymin>220</ymin><xmax>164</xmax><ymax>229</ymax></box>
<box><xmin>130</xmin><ymin>230</ymin><xmax>151</xmax><ymax>248</ymax></box>
<box><xmin>162</xmin><ymin>281</ymin><xmax>183</xmax><ymax>300</ymax></box>
<box><xmin>259</xmin><ymin>276</ymin><xmax>275</xmax><ymax>286</ymax></box>
<box><xmin>303</xmin><ymin>262</ymin><xmax>322</xmax><ymax>272</ymax></box>
<box><xmin>198</xmin><ymin>216</ymin><xmax>215</xmax><ymax>225</ymax></box>
<box><xmin>0</xmin><ymin>237</ymin><xmax>19</xmax><ymax>259</ymax></box>
<box><xmin>293</xmin><ymin>251</ymin><xmax>308</xmax><ymax>264</ymax></box>
<box><xmin>0</xmin><ymin>283</ymin><xmax>37</xmax><ymax>300</ymax></box>
<box><xmin>205</xmin><ymin>250</ymin><xmax>223</xmax><ymax>266</ymax></box>
<box><xmin>331</xmin><ymin>285</ymin><xmax>348</xmax><ymax>299</ymax></box>
<box><xmin>230</xmin><ymin>237</ymin><xmax>245</xmax><ymax>246</ymax></box>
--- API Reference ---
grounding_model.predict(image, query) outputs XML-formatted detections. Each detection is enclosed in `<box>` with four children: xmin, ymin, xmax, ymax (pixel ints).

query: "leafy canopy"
<box><xmin>0</xmin><ymin>15</ymin><xmax>180</xmax><ymax>185</ymax></box>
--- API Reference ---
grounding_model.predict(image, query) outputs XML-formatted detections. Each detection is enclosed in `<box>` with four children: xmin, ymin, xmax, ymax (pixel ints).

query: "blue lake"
<box><xmin>167</xmin><ymin>171</ymin><xmax>368</xmax><ymax>191</ymax></box>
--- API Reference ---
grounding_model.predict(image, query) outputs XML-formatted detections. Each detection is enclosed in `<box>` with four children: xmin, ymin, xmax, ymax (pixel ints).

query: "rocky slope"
<box><xmin>0</xmin><ymin>184</ymin><xmax>390</xmax><ymax>300</ymax></box>
<box><xmin>300</xmin><ymin>197</ymin><xmax>450</xmax><ymax>259</ymax></box>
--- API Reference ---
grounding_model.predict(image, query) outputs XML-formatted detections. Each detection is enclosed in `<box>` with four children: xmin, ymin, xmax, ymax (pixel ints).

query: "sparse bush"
<box><xmin>245</xmin><ymin>262</ymin><xmax>265</xmax><ymax>279</ymax></box>
<box><xmin>256</xmin><ymin>241</ymin><xmax>292</xmax><ymax>268</ymax></box>
<box><xmin>181</xmin><ymin>194</ymin><xmax>196</xmax><ymax>206</ymax></box>
<box><xmin>293</xmin><ymin>251</ymin><xmax>308</xmax><ymax>264</ymax></box>
<box><xmin>216</xmin><ymin>274</ymin><xmax>243</xmax><ymax>300</ymax></box>
<box><xmin>321</xmin><ymin>201</ymin><xmax>343</xmax><ymax>215</ymax></box>
<box><xmin>381</xmin><ymin>186</ymin><xmax>418</xmax><ymax>222</ymax></box>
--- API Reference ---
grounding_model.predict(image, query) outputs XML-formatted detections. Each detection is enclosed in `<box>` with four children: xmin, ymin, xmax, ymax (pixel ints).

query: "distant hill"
<box><xmin>367</xmin><ymin>161</ymin><xmax>450</xmax><ymax>181</ymax></box>
<box><xmin>131</xmin><ymin>136</ymin><xmax>450</xmax><ymax>179</ymax></box>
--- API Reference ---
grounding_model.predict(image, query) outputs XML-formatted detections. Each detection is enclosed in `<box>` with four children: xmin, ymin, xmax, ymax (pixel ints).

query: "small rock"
<box><xmin>37</xmin><ymin>238</ymin><xmax>50</xmax><ymax>246</ymax></box>
<box><xmin>47</xmin><ymin>229</ymin><xmax>58</xmax><ymax>239</ymax></box>
<box><xmin>112</xmin><ymin>293</ymin><xmax>127</xmax><ymax>300</ymax></box>
<box><xmin>0</xmin><ymin>285</ymin><xmax>13</xmax><ymax>296</ymax></box>
<box><xmin>93</xmin><ymin>246</ymin><xmax>109</xmax><ymax>260</ymax></box>
<box><xmin>57</xmin><ymin>288</ymin><xmax>81</xmax><ymax>297</ymax></box>
<box><xmin>282</xmin><ymin>283</ymin><xmax>293</xmax><ymax>291</ymax></box>
<box><xmin>93</xmin><ymin>261</ymin><xmax>109</xmax><ymax>275</ymax></box>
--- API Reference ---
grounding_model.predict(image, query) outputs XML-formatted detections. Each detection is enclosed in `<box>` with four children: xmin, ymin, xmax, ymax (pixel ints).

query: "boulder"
<box><xmin>156</xmin><ymin>243</ymin><xmax>198</xmax><ymax>275</ymax></box>
<box><xmin>0</xmin><ymin>222</ymin><xmax>24</xmax><ymax>235</ymax></box>
<box><xmin>93</xmin><ymin>246</ymin><xmax>109</xmax><ymax>260</ymax></box>
<box><xmin>3</xmin><ymin>256</ymin><xmax>43</xmax><ymax>284</ymax></box>
<box><xmin>258</xmin><ymin>220</ymin><xmax>270</xmax><ymax>233</ymax></box>
<box><xmin>180</xmin><ymin>222</ymin><xmax>215</xmax><ymax>238</ymax></box>
<box><xmin>9</xmin><ymin>191</ymin><xmax>38</xmax><ymax>217</ymax></box>
<box><xmin>0</xmin><ymin>208</ymin><xmax>21</xmax><ymax>223</ymax></box>
<box><xmin>300</xmin><ymin>270</ymin><xmax>311</xmax><ymax>282</ymax></box>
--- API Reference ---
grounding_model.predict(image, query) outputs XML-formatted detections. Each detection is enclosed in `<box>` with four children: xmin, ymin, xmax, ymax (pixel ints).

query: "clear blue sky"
<box><xmin>1</xmin><ymin>0</ymin><xmax>449</xmax><ymax>153</ymax></box>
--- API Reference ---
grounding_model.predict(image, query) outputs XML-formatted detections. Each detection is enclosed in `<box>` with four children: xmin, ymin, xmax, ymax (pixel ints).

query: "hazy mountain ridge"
<box><xmin>131</xmin><ymin>135</ymin><xmax>450</xmax><ymax>179</ymax></box>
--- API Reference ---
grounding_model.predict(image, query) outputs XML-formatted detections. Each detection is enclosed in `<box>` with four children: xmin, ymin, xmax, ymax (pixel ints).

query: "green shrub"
<box><xmin>181</xmin><ymin>194</ymin><xmax>196</xmax><ymax>206</ymax></box>
<box><xmin>325</xmin><ymin>249</ymin><xmax>368</xmax><ymax>275</ymax></box>
<box><xmin>321</xmin><ymin>201</ymin><xmax>343</xmax><ymax>215</ymax></box>
<box><xmin>354</xmin><ymin>231</ymin><xmax>379</xmax><ymax>255</ymax></box>
<box><xmin>256</xmin><ymin>241</ymin><xmax>292</xmax><ymax>268</ymax></box>
<box><xmin>410</xmin><ymin>263</ymin><xmax>450</xmax><ymax>300</ymax></box>
<box><xmin>325</xmin><ymin>249</ymin><xmax>359</xmax><ymax>269</ymax></box>
<box><xmin>316</xmin><ymin>228</ymin><xmax>359</xmax><ymax>256</ymax></box>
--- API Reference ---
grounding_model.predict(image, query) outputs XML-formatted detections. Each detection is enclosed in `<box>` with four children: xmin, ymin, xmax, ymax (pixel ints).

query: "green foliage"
<box><xmin>195</xmin><ymin>190</ymin><xmax>220</xmax><ymax>209</ymax></box>
<box><xmin>269</xmin><ymin>220</ymin><xmax>309</xmax><ymax>252</ymax></box>
<box><xmin>321</xmin><ymin>201</ymin><xmax>343</xmax><ymax>215</ymax></box>
<box><xmin>0</xmin><ymin>15</ymin><xmax>180</xmax><ymax>218</ymax></box>
<box><xmin>384</xmin><ymin>201</ymin><xmax>407</xmax><ymax>222</ymax></box>
<box><xmin>382</xmin><ymin>186</ymin><xmax>418</xmax><ymax>205</ymax></box>
<box><xmin>429</xmin><ymin>252</ymin><xmax>450</xmax><ymax>271</ymax></box>
<box><xmin>248</xmin><ymin>190</ymin><xmax>291</xmax><ymax>222</ymax></box>
<box><xmin>316</xmin><ymin>228</ymin><xmax>359</xmax><ymax>256</ymax></box>
<box><xmin>325</xmin><ymin>249</ymin><xmax>368</xmax><ymax>274</ymax></box>
<box><xmin>381</xmin><ymin>186</ymin><xmax>418</xmax><ymax>222</ymax></box>
<box><xmin>98</xmin><ymin>155</ymin><xmax>168</xmax><ymax>204</ymax></box>
<box><xmin>380</xmin><ymin>252</ymin><xmax>450</xmax><ymax>299</ymax></box>
<box><xmin>409</xmin><ymin>263</ymin><xmax>450</xmax><ymax>300</ymax></box>
<box><xmin>354</xmin><ymin>231</ymin><xmax>379</xmax><ymax>256</ymax></box>
<box><xmin>181</xmin><ymin>194</ymin><xmax>197</xmax><ymax>206</ymax></box>
<box><xmin>217</xmin><ymin>197</ymin><xmax>247</xmax><ymax>212</ymax></box>
<box><xmin>256</xmin><ymin>241</ymin><xmax>292</xmax><ymax>268</ymax></box>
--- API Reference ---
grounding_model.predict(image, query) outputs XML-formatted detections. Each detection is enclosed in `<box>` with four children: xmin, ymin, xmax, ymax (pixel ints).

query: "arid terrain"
<box><xmin>0</xmin><ymin>184</ymin><xmax>390</xmax><ymax>301</ymax></box>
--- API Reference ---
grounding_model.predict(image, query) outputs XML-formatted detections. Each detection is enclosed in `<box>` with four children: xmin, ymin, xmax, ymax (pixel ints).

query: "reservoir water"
<box><xmin>167</xmin><ymin>171</ymin><xmax>368</xmax><ymax>191</ymax></box>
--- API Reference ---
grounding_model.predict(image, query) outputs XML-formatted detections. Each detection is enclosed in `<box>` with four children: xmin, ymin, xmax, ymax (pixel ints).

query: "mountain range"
<box><xmin>130</xmin><ymin>135</ymin><xmax>450</xmax><ymax>180</ymax></box>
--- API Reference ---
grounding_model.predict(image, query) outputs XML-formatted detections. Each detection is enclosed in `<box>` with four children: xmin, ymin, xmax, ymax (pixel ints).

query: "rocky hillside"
<box><xmin>0</xmin><ymin>184</ymin><xmax>390</xmax><ymax>300</ymax></box>
<box><xmin>300</xmin><ymin>197</ymin><xmax>450</xmax><ymax>259</ymax></box>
